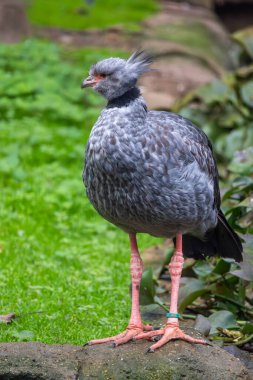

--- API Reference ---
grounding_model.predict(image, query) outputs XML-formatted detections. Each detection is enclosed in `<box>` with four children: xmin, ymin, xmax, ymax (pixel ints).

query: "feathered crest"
<box><xmin>126</xmin><ymin>50</ymin><xmax>154</xmax><ymax>77</ymax></box>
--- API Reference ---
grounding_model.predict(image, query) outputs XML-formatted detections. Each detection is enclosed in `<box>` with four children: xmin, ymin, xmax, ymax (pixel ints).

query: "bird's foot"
<box><xmin>135</xmin><ymin>321</ymin><xmax>207</xmax><ymax>352</ymax></box>
<box><xmin>85</xmin><ymin>323</ymin><xmax>153</xmax><ymax>347</ymax></box>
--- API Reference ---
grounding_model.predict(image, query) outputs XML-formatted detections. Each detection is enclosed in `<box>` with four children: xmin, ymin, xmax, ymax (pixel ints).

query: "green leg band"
<box><xmin>166</xmin><ymin>312</ymin><xmax>180</xmax><ymax>318</ymax></box>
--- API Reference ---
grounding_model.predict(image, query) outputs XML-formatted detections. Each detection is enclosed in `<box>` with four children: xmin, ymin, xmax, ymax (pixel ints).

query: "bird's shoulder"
<box><xmin>147</xmin><ymin>111</ymin><xmax>212</xmax><ymax>159</ymax></box>
<box><xmin>147</xmin><ymin>111</ymin><xmax>208</xmax><ymax>145</ymax></box>
<box><xmin>147</xmin><ymin>110</ymin><xmax>221</xmax><ymax>208</ymax></box>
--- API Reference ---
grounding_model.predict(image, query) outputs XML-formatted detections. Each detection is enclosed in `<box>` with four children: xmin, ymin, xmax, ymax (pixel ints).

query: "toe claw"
<box><xmin>146</xmin><ymin>348</ymin><xmax>155</xmax><ymax>354</ymax></box>
<box><xmin>83</xmin><ymin>342</ymin><xmax>90</xmax><ymax>347</ymax></box>
<box><xmin>112</xmin><ymin>342</ymin><xmax>117</xmax><ymax>348</ymax></box>
<box><xmin>151</xmin><ymin>335</ymin><xmax>161</xmax><ymax>342</ymax></box>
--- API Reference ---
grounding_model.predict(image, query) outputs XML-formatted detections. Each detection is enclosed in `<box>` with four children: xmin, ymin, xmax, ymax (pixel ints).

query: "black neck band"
<box><xmin>107</xmin><ymin>87</ymin><xmax>141</xmax><ymax>109</ymax></box>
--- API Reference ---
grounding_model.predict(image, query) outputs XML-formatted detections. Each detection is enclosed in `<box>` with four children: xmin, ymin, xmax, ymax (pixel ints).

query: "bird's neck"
<box><xmin>106</xmin><ymin>87</ymin><xmax>147</xmax><ymax>112</ymax></box>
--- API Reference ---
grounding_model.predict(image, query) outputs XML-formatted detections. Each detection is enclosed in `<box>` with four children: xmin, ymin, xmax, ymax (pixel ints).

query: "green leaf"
<box><xmin>211</xmin><ymin>283</ymin><xmax>244</xmax><ymax>308</ymax></box>
<box><xmin>230</xmin><ymin>252</ymin><xmax>253</xmax><ymax>281</ymax></box>
<box><xmin>231</xmin><ymin>266</ymin><xmax>253</xmax><ymax>281</ymax></box>
<box><xmin>228</xmin><ymin>148</ymin><xmax>253</xmax><ymax>178</ymax></box>
<box><xmin>240</xmin><ymin>81</ymin><xmax>253</xmax><ymax>108</ymax></box>
<box><xmin>213</xmin><ymin>259</ymin><xmax>231</xmax><ymax>275</ymax></box>
<box><xmin>216</xmin><ymin>129</ymin><xmax>250</xmax><ymax>161</ymax></box>
<box><xmin>238</xmin><ymin>210</ymin><xmax>253</xmax><ymax>228</ymax></box>
<box><xmin>242</xmin><ymin>323</ymin><xmax>253</xmax><ymax>334</ymax></box>
<box><xmin>192</xmin><ymin>261</ymin><xmax>213</xmax><ymax>278</ymax></box>
<box><xmin>236</xmin><ymin>64</ymin><xmax>253</xmax><ymax>78</ymax></box>
<box><xmin>196</xmin><ymin>80</ymin><xmax>235</xmax><ymax>105</ymax></box>
<box><xmin>140</xmin><ymin>268</ymin><xmax>156</xmax><ymax>305</ymax></box>
<box><xmin>12</xmin><ymin>330</ymin><xmax>34</xmax><ymax>341</ymax></box>
<box><xmin>233</xmin><ymin>27</ymin><xmax>253</xmax><ymax>60</ymax></box>
<box><xmin>179</xmin><ymin>278</ymin><xmax>209</xmax><ymax>313</ymax></box>
<box><xmin>163</xmin><ymin>247</ymin><xmax>174</xmax><ymax>266</ymax></box>
<box><xmin>208</xmin><ymin>311</ymin><xmax>238</xmax><ymax>335</ymax></box>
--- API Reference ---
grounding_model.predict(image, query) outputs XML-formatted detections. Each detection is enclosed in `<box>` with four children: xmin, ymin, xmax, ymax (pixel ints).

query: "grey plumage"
<box><xmin>83</xmin><ymin>51</ymin><xmax>243</xmax><ymax>262</ymax></box>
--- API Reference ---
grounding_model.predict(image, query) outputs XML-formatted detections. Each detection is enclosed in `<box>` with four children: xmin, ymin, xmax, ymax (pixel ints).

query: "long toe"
<box><xmin>147</xmin><ymin>325</ymin><xmax>207</xmax><ymax>352</ymax></box>
<box><xmin>143</xmin><ymin>324</ymin><xmax>153</xmax><ymax>331</ymax></box>
<box><xmin>88</xmin><ymin>331</ymin><xmax>127</xmax><ymax>345</ymax></box>
<box><xmin>113</xmin><ymin>329</ymin><xmax>142</xmax><ymax>346</ymax></box>
<box><xmin>134</xmin><ymin>329</ymin><xmax>165</xmax><ymax>341</ymax></box>
<box><xmin>86</xmin><ymin>324</ymin><xmax>154</xmax><ymax>347</ymax></box>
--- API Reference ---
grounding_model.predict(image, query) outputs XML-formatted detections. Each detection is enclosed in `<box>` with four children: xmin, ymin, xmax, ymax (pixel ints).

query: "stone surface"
<box><xmin>0</xmin><ymin>343</ymin><xmax>80</xmax><ymax>380</ymax></box>
<box><xmin>138</xmin><ymin>1</ymin><xmax>232</xmax><ymax>109</ymax></box>
<box><xmin>0</xmin><ymin>324</ymin><xmax>250</xmax><ymax>380</ymax></box>
<box><xmin>224</xmin><ymin>346</ymin><xmax>253</xmax><ymax>378</ymax></box>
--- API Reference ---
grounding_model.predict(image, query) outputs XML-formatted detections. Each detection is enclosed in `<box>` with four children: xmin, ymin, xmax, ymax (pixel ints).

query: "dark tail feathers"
<box><xmin>176</xmin><ymin>210</ymin><xmax>243</xmax><ymax>262</ymax></box>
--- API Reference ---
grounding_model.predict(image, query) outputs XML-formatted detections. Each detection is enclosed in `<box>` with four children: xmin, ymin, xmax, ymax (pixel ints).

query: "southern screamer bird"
<box><xmin>82</xmin><ymin>51</ymin><xmax>243</xmax><ymax>352</ymax></box>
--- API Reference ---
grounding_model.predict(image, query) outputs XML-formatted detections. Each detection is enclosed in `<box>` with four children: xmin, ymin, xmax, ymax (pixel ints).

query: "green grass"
<box><xmin>0</xmin><ymin>40</ymin><xmax>158</xmax><ymax>344</ymax></box>
<box><xmin>26</xmin><ymin>0</ymin><xmax>158</xmax><ymax>31</ymax></box>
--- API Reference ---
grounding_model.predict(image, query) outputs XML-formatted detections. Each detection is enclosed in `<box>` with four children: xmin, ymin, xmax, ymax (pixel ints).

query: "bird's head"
<box><xmin>81</xmin><ymin>50</ymin><xmax>153</xmax><ymax>100</ymax></box>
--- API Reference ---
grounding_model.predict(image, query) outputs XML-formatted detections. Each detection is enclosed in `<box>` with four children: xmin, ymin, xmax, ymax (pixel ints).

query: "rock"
<box><xmin>0</xmin><ymin>324</ymin><xmax>250</xmax><ymax>380</ymax></box>
<box><xmin>194</xmin><ymin>314</ymin><xmax>212</xmax><ymax>337</ymax></box>
<box><xmin>139</xmin><ymin>1</ymin><xmax>232</xmax><ymax>109</ymax></box>
<box><xmin>0</xmin><ymin>343</ymin><xmax>80</xmax><ymax>380</ymax></box>
<box><xmin>224</xmin><ymin>346</ymin><xmax>253</xmax><ymax>377</ymax></box>
<box><xmin>140</xmin><ymin>56</ymin><xmax>218</xmax><ymax>109</ymax></box>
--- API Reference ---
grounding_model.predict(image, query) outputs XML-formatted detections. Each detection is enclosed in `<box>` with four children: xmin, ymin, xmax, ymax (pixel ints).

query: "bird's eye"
<box><xmin>99</xmin><ymin>73</ymin><xmax>106</xmax><ymax>78</ymax></box>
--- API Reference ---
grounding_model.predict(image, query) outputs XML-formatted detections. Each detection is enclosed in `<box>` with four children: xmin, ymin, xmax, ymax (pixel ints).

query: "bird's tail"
<box><xmin>176</xmin><ymin>210</ymin><xmax>243</xmax><ymax>262</ymax></box>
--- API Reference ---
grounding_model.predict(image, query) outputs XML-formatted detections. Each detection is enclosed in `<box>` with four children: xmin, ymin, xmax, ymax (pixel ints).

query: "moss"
<box><xmin>26</xmin><ymin>0</ymin><xmax>158</xmax><ymax>31</ymax></box>
<box><xmin>153</xmin><ymin>21</ymin><xmax>226</xmax><ymax>63</ymax></box>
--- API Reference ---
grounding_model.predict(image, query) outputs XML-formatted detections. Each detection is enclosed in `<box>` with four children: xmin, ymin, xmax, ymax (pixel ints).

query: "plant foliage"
<box><xmin>141</xmin><ymin>27</ymin><xmax>253</xmax><ymax>350</ymax></box>
<box><xmin>26</xmin><ymin>0</ymin><xmax>158</xmax><ymax>31</ymax></box>
<box><xmin>0</xmin><ymin>39</ymin><xmax>157</xmax><ymax>344</ymax></box>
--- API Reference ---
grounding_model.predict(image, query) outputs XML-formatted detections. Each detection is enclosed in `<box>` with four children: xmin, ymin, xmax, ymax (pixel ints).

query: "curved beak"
<box><xmin>81</xmin><ymin>76</ymin><xmax>97</xmax><ymax>89</ymax></box>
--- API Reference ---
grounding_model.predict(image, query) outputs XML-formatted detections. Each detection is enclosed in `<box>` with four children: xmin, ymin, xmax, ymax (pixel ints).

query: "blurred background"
<box><xmin>0</xmin><ymin>0</ymin><xmax>253</xmax><ymax>354</ymax></box>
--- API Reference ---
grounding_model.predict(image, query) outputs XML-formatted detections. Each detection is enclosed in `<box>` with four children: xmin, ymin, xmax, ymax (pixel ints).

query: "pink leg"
<box><xmin>135</xmin><ymin>234</ymin><xmax>207</xmax><ymax>351</ymax></box>
<box><xmin>87</xmin><ymin>233</ymin><xmax>152</xmax><ymax>346</ymax></box>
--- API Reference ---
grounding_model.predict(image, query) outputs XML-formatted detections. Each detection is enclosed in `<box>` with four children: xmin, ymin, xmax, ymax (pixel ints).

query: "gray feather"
<box><xmin>83</xmin><ymin>52</ymin><xmax>243</xmax><ymax>262</ymax></box>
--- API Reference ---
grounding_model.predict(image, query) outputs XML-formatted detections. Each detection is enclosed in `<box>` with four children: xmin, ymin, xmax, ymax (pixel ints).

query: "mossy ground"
<box><xmin>26</xmin><ymin>0</ymin><xmax>158</xmax><ymax>31</ymax></box>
